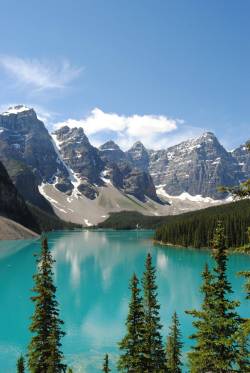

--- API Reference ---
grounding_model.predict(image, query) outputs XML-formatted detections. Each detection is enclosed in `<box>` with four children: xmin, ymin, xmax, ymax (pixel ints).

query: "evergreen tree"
<box><xmin>102</xmin><ymin>354</ymin><xmax>111</xmax><ymax>372</ymax></box>
<box><xmin>187</xmin><ymin>223</ymin><xmax>242</xmax><ymax>372</ymax></box>
<box><xmin>28</xmin><ymin>237</ymin><xmax>66</xmax><ymax>373</ymax></box>
<box><xmin>239</xmin><ymin>270</ymin><xmax>250</xmax><ymax>300</ymax></box>
<box><xmin>236</xmin><ymin>327</ymin><xmax>250</xmax><ymax>371</ymax></box>
<box><xmin>186</xmin><ymin>264</ymin><xmax>217</xmax><ymax>372</ymax></box>
<box><xmin>118</xmin><ymin>274</ymin><xmax>145</xmax><ymax>372</ymax></box>
<box><xmin>141</xmin><ymin>253</ymin><xmax>166</xmax><ymax>372</ymax></box>
<box><xmin>17</xmin><ymin>355</ymin><xmax>25</xmax><ymax>373</ymax></box>
<box><xmin>166</xmin><ymin>312</ymin><xmax>183</xmax><ymax>373</ymax></box>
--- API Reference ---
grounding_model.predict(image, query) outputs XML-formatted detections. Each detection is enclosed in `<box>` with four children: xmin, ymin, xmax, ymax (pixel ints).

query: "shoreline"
<box><xmin>153</xmin><ymin>239</ymin><xmax>250</xmax><ymax>255</ymax></box>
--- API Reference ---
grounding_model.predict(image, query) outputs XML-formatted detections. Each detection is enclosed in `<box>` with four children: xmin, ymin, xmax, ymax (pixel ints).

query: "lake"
<box><xmin>0</xmin><ymin>230</ymin><xmax>249</xmax><ymax>372</ymax></box>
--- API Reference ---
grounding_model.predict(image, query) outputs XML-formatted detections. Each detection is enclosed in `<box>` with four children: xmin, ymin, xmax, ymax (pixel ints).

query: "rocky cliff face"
<box><xmin>148</xmin><ymin>132</ymin><xmax>242</xmax><ymax>198</ymax></box>
<box><xmin>126</xmin><ymin>141</ymin><xmax>149</xmax><ymax>171</ymax></box>
<box><xmin>99</xmin><ymin>140</ymin><xmax>159</xmax><ymax>201</ymax></box>
<box><xmin>0</xmin><ymin>105</ymin><xmax>70</xmax><ymax>211</ymax></box>
<box><xmin>1</xmin><ymin>105</ymin><xmax>249</xmax><ymax>222</ymax></box>
<box><xmin>52</xmin><ymin>126</ymin><xmax>104</xmax><ymax>199</ymax></box>
<box><xmin>0</xmin><ymin>160</ymin><xmax>39</xmax><ymax>232</ymax></box>
<box><xmin>232</xmin><ymin>142</ymin><xmax>250</xmax><ymax>181</ymax></box>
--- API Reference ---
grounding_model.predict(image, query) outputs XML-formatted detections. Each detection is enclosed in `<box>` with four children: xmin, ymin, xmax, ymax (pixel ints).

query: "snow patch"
<box><xmin>2</xmin><ymin>105</ymin><xmax>31</xmax><ymax>116</ymax></box>
<box><xmin>156</xmin><ymin>185</ymin><xmax>228</xmax><ymax>204</ymax></box>
<box><xmin>51</xmin><ymin>134</ymin><xmax>82</xmax><ymax>199</ymax></box>
<box><xmin>38</xmin><ymin>183</ymin><xmax>68</xmax><ymax>213</ymax></box>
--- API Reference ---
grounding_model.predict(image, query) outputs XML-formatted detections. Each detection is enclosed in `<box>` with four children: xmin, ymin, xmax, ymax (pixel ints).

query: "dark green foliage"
<box><xmin>186</xmin><ymin>223</ymin><xmax>242</xmax><ymax>372</ymax></box>
<box><xmin>97</xmin><ymin>211</ymin><xmax>168</xmax><ymax>230</ymax></box>
<box><xmin>118</xmin><ymin>274</ymin><xmax>145</xmax><ymax>372</ymax></box>
<box><xmin>239</xmin><ymin>270</ymin><xmax>250</xmax><ymax>300</ymax></box>
<box><xmin>28</xmin><ymin>238</ymin><xmax>66</xmax><ymax>373</ymax></box>
<box><xmin>17</xmin><ymin>355</ymin><xmax>25</xmax><ymax>373</ymax></box>
<box><xmin>186</xmin><ymin>264</ymin><xmax>216</xmax><ymax>371</ymax></box>
<box><xmin>155</xmin><ymin>199</ymin><xmax>250</xmax><ymax>249</ymax></box>
<box><xmin>166</xmin><ymin>312</ymin><xmax>183</xmax><ymax>373</ymax></box>
<box><xmin>27</xmin><ymin>203</ymin><xmax>81</xmax><ymax>233</ymax></box>
<box><xmin>236</xmin><ymin>328</ymin><xmax>250</xmax><ymax>371</ymax></box>
<box><xmin>141</xmin><ymin>254</ymin><xmax>166</xmax><ymax>372</ymax></box>
<box><xmin>67</xmin><ymin>369</ymin><xmax>73</xmax><ymax>373</ymax></box>
<box><xmin>102</xmin><ymin>354</ymin><xmax>111</xmax><ymax>372</ymax></box>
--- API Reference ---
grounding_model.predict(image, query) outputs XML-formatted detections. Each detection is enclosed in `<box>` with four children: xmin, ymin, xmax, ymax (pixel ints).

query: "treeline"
<box><xmin>16</xmin><ymin>224</ymin><xmax>249</xmax><ymax>372</ymax></box>
<box><xmin>98</xmin><ymin>201</ymin><xmax>250</xmax><ymax>250</ymax></box>
<box><xmin>97</xmin><ymin>211</ymin><xmax>168</xmax><ymax>229</ymax></box>
<box><xmin>155</xmin><ymin>199</ymin><xmax>250</xmax><ymax>249</ymax></box>
<box><xmin>27</xmin><ymin>203</ymin><xmax>81</xmax><ymax>233</ymax></box>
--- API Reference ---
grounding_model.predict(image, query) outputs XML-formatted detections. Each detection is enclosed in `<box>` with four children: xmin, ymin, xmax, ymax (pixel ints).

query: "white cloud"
<box><xmin>0</xmin><ymin>55</ymin><xmax>83</xmax><ymax>91</ymax></box>
<box><xmin>54</xmin><ymin>108</ymin><xmax>184</xmax><ymax>149</ymax></box>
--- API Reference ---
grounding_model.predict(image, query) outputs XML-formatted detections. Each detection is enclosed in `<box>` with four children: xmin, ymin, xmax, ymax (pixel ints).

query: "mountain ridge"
<box><xmin>0</xmin><ymin>105</ymin><xmax>249</xmax><ymax>226</ymax></box>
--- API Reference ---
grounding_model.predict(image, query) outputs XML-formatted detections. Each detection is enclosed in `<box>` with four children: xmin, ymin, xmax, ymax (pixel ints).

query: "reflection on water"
<box><xmin>0</xmin><ymin>230</ymin><xmax>249</xmax><ymax>373</ymax></box>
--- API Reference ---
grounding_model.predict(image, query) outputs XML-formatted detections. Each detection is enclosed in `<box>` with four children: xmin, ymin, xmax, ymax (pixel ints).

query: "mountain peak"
<box><xmin>199</xmin><ymin>131</ymin><xmax>217</xmax><ymax>141</ymax></box>
<box><xmin>1</xmin><ymin>105</ymin><xmax>34</xmax><ymax>116</ymax></box>
<box><xmin>99</xmin><ymin>140</ymin><xmax>121</xmax><ymax>151</ymax></box>
<box><xmin>131</xmin><ymin>141</ymin><xmax>146</xmax><ymax>149</ymax></box>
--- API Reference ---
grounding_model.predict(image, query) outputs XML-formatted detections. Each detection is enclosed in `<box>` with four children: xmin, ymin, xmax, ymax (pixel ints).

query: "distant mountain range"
<box><xmin>0</xmin><ymin>105</ymin><xmax>249</xmax><ymax>226</ymax></box>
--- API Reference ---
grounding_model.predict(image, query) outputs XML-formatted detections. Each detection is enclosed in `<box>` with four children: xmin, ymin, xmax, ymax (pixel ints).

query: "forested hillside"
<box><xmin>97</xmin><ymin>211</ymin><xmax>168</xmax><ymax>229</ymax></box>
<box><xmin>155</xmin><ymin>199</ymin><xmax>250</xmax><ymax>249</ymax></box>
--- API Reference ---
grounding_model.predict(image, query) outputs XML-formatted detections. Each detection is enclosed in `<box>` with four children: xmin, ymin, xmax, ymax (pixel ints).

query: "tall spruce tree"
<box><xmin>187</xmin><ymin>223</ymin><xmax>242</xmax><ymax>372</ymax></box>
<box><xmin>141</xmin><ymin>253</ymin><xmax>166</xmax><ymax>373</ymax></box>
<box><xmin>28</xmin><ymin>237</ymin><xmax>66</xmax><ymax>373</ymax></box>
<box><xmin>223</xmin><ymin>142</ymin><xmax>250</xmax><ymax>299</ymax></box>
<box><xmin>186</xmin><ymin>264</ymin><xmax>217</xmax><ymax>372</ymax></box>
<box><xmin>102</xmin><ymin>354</ymin><xmax>111</xmax><ymax>372</ymax></box>
<box><xmin>166</xmin><ymin>312</ymin><xmax>183</xmax><ymax>373</ymax></box>
<box><xmin>118</xmin><ymin>273</ymin><xmax>145</xmax><ymax>372</ymax></box>
<box><xmin>17</xmin><ymin>355</ymin><xmax>25</xmax><ymax>373</ymax></box>
<box><xmin>236</xmin><ymin>328</ymin><xmax>250</xmax><ymax>371</ymax></box>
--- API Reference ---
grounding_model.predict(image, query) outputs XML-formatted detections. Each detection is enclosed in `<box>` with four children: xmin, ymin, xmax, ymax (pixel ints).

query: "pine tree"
<box><xmin>102</xmin><ymin>354</ymin><xmax>111</xmax><ymax>372</ymax></box>
<box><xmin>166</xmin><ymin>312</ymin><xmax>183</xmax><ymax>373</ymax></box>
<box><xmin>236</xmin><ymin>327</ymin><xmax>250</xmax><ymax>371</ymax></box>
<box><xmin>17</xmin><ymin>355</ymin><xmax>25</xmax><ymax>373</ymax></box>
<box><xmin>141</xmin><ymin>253</ymin><xmax>166</xmax><ymax>372</ymax></box>
<box><xmin>239</xmin><ymin>270</ymin><xmax>250</xmax><ymax>300</ymax></box>
<box><xmin>28</xmin><ymin>237</ymin><xmax>66</xmax><ymax>373</ymax></box>
<box><xmin>187</xmin><ymin>223</ymin><xmax>242</xmax><ymax>372</ymax></box>
<box><xmin>117</xmin><ymin>273</ymin><xmax>145</xmax><ymax>372</ymax></box>
<box><xmin>186</xmin><ymin>264</ymin><xmax>217</xmax><ymax>372</ymax></box>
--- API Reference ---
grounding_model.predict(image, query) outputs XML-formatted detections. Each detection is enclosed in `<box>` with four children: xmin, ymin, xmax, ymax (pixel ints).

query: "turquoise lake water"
<box><xmin>0</xmin><ymin>229</ymin><xmax>249</xmax><ymax>372</ymax></box>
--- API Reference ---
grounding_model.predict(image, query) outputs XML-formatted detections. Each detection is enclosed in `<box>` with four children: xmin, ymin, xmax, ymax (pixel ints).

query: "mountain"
<box><xmin>232</xmin><ymin>143</ymin><xmax>250</xmax><ymax>180</ymax></box>
<box><xmin>126</xmin><ymin>141</ymin><xmax>149</xmax><ymax>171</ymax></box>
<box><xmin>148</xmin><ymin>132</ymin><xmax>242</xmax><ymax>199</ymax></box>
<box><xmin>0</xmin><ymin>105</ymin><xmax>249</xmax><ymax>227</ymax></box>
<box><xmin>0</xmin><ymin>159</ymin><xmax>39</xmax><ymax>236</ymax></box>
<box><xmin>0</xmin><ymin>158</ymin><xmax>80</xmax><ymax>238</ymax></box>
<box><xmin>52</xmin><ymin>126</ymin><xmax>104</xmax><ymax>199</ymax></box>
<box><xmin>99</xmin><ymin>140</ymin><xmax>127</xmax><ymax>164</ymax></box>
<box><xmin>0</xmin><ymin>105</ymin><xmax>70</xmax><ymax>212</ymax></box>
<box><xmin>99</xmin><ymin>140</ymin><xmax>159</xmax><ymax>202</ymax></box>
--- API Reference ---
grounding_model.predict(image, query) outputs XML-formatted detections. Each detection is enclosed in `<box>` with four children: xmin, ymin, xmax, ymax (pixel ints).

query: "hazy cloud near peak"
<box><xmin>0</xmin><ymin>55</ymin><xmax>83</xmax><ymax>92</ymax></box>
<box><xmin>54</xmin><ymin>107</ymin><xmax>204</xmax><ymax>150</ymax></box>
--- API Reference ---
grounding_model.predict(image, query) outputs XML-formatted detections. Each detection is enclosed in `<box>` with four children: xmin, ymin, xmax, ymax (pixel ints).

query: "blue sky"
<box><xmin>0</xmin><ymin>0</ymin><xmax>249</xmax><ymax>149</ymax></box>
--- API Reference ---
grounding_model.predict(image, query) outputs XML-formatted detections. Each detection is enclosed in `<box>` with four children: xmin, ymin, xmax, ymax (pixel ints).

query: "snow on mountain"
<box><xmin>2</xmin><ymin>105</ymin><xmax>31</xmax><ymax>116</ymax></box>
<box><xmin>1</xmin><ymin>105</ymin><xmax>249</xmax><ymax>226</ymax></box>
